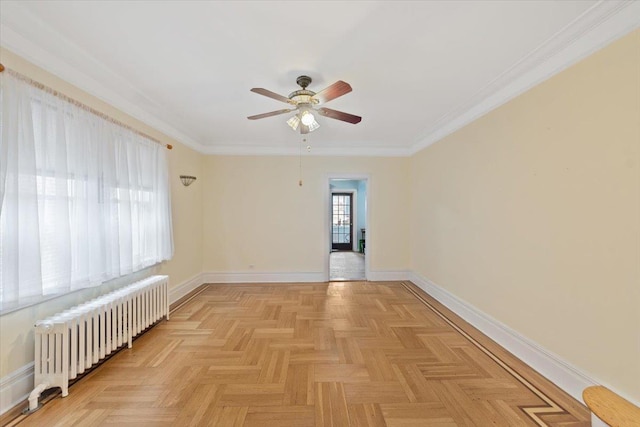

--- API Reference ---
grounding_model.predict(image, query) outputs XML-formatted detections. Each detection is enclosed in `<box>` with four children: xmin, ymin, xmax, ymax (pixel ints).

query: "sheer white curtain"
<box><xmin>0</xmin><ymin>71</ymin><xmax>173</xmax><ymax>310</ymax></box>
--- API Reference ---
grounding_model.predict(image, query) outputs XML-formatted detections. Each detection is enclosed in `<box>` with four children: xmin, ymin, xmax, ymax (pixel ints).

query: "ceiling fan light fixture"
<box><xmin>300</xmin><ymin>110</ymin><xmax>315</xmax><ymax>126</ymax></box>
<box><xmin>287</xmin><ymin>115</ymin><xmax>300</xmax><ymax>131</ymax></box>
<box><xmin>308</xmin><ymin>119</ymin><xmax>320</xmax><ymax>132</ymax></box>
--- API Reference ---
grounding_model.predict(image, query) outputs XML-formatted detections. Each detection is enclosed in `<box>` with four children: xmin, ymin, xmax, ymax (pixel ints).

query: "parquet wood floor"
<box><xmin>11</xmin><ymin>281</ymin><xmax>590</xmax><ymax>426</ymax></box>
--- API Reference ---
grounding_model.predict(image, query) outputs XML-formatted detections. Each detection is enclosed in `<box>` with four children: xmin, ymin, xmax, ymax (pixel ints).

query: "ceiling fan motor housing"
<box><xmin>289</xmin><ymin>76</ymin><xmax>317</xmax><ymax>104</ymax></box>
<box><xmin>296</xmin><ymin>75</ymin><xmax>312</xmax><ymax>89</ymax></box>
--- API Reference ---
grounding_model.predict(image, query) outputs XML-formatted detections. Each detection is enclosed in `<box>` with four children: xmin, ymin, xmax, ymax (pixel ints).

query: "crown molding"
<box><xmin>410</xmin><ymin>0</ymin><xmax>640</xmax><ymax>155</ymax></box>
<box><xmin>201</xmin><ymin>144</ymin><xmax>413</xmax><ymax>157</ymax></box>
<box><xmin>0</xmin><ymin>5</ymin><xmax>209</xmax><ymax>154</ymax></box>
<box><xmin>2</xmin><ymin>1</ymin><xmax>637</xmax><ymax>158</ymax></box>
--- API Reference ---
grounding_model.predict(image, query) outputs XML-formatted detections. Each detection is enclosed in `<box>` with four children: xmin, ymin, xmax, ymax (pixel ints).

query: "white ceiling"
<box><xmin>1</xmin><ymin>1</ymin><xmax>638</xmax><ymax>156</ymax></box>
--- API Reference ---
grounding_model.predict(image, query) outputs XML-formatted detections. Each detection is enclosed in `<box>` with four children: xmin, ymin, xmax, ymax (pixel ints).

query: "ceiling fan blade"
<box><xmin>247</xmin><ymin>108</ymin><xmax>295</xmax><ymax>120</ymax></box>
<box><xmin>312</xmin><ymin>81</ymin><xmax>352</xmax><ymax>104</ymax></box>
<box><xmin>317</xmin><ymin>107</ymin><xmax>362</xmax><ymax>124</ymax></box>
<box><xmin>250</xmin><ymin>88</ymin><xmax>292</xmax><ymax>104</ymax></box>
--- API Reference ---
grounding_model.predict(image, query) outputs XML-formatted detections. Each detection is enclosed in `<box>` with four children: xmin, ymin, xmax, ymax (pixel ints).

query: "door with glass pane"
<box><xmin>332</xmin><ymin>193</ymin><xmax>353</xmax><ymax>251</ymax></box>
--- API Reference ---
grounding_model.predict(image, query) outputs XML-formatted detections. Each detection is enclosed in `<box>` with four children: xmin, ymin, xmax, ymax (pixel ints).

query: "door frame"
<box><xmin>324</xmin><ymin>174</ymin><xmax>370</xmax><ymax>281</ymax></box>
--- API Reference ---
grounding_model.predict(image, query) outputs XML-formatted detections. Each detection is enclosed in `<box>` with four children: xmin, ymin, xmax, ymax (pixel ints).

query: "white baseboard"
<box><xmin>169</xmin><ymin>273</ymin><xmax>205</xmax><ymax>304</ymax></box>
<box><xmin>195</xmin><ymin>270</ymin><xmax>411</xmax><ymax>285</ymax></box>
<box><xmin>408</xmin><ymin>272</ymin><xmax>601</xmax><ymax>405</ymax></box>
<box><xmin>0</xmin><ymin>362</ymin><xmax>33</xmax><ymax>416</ymax></box>
<box><xmin>367</xmin><ymin>270</ymin><xmax>411</xmax><ymax>281</ymax></box>
<box><xmin>202</xmin><ymin>271</ymin><xmax>325</xmax><ymax>284</ymax></box>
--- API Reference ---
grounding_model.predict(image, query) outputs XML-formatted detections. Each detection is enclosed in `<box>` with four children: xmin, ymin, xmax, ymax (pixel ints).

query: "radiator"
<box><xmin>27</xmin><ymin>275</ymin><xmax>169</xmax><ymax>411</ymax></box>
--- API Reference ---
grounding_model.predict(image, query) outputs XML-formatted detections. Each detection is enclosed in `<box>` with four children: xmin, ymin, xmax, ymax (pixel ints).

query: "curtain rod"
<box><xmin>0</xmin><ymin>62</ymin><xmax>173</xmax><ymax>150</ymax></box>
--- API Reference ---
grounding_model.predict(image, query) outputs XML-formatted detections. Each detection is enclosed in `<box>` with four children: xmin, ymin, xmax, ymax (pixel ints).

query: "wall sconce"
<box><xmin>180</xmin><ymin>175</ymin><xmax>197</xmax><ymax>187</ymax></box>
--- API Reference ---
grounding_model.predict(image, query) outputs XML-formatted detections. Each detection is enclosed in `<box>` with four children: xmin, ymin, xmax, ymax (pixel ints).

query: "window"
<box><xmin>0</xmin><ymin>71</ymin><xmax>173</xmax><ymax>311</ymax></box>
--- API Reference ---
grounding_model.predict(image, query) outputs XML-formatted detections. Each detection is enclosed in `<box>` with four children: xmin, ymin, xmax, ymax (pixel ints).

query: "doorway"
<box><xmin>327</xmin><ymin>178</ymin><xmax>368</xmax><ymax>281</ymax></box>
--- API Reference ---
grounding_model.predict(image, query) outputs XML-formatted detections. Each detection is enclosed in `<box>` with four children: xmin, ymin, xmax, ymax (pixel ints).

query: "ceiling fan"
<box><xmin>247</xmin><ymin>75</ymin><xmax>362</xmax><ymax>134</ymax></box>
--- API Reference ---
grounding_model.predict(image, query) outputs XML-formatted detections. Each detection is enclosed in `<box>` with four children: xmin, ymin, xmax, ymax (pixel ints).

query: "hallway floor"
<box><xmin>329</xmin><ymin>251</ymin><xmax>365</xmax><ymax>281</ymax></box>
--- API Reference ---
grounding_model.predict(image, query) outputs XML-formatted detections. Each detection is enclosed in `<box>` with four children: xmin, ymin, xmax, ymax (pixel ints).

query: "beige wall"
<box><xmin>0</xmin><ymin>48</ymin><xmax>204</xmax><ymax>378</ymax></box>
<box><xmin>202</xmin><ymin>155</ymin><xmax>410</xmax><ymax>275</ymax></box>
<box><xmin>410</xmin><ymin>30</ymin><xmax>640</xmax><ymax>401</ymax></box>
<box><xmin>158</xmin><ymin>141</ymin><xmax>204</xmax><ymax>285</ymax></box>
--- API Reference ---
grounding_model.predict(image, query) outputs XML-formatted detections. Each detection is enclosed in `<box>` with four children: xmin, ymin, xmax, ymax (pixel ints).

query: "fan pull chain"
<box><xmin>299</xmin><ymin>138</ymin><xmax>304</xmax><ymax>186</ymax></box>
<box><xmin>299</xmin><ymin>138</ymin><xmax>312</xmax><ymax>186</ymax></box>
